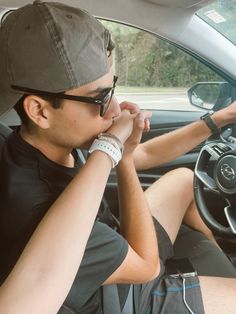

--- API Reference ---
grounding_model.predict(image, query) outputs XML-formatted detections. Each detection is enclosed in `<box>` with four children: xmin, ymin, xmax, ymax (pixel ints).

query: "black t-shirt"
<box><xmin>0</xmin><ymin>130</ymin><xmax>128</xmax><ymax>313</ymax></box>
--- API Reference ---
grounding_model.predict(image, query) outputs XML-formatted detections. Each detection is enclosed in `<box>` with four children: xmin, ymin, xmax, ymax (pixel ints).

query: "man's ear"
<box><xmin>22</xmin><ymin>95</ymin><xmax>51</xmax><ymax>129</ymax></box>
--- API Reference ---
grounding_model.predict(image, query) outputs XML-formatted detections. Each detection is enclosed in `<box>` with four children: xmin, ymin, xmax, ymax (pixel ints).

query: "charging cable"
<box><xmin>182</xmin><ymin>276</ymin><xmax>195</xmax><ymax>314</ymax></box>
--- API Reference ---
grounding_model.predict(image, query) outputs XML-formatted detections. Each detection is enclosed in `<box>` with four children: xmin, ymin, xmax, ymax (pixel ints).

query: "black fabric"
<box><xmin>138</xmin><ymin>218</ymin><xmax>174</xmax><ymax>314</ymax></box>
<box><xmin>0</xmin><ymin>130</ymin><xmax>128</xmax><ymax>313</ymax></box>
<box><xmin>58</xmin><ymin>305</ymin><xmax>77</xmax><ymax>314</ymax></box>
<box><xmin>138</xmin><ymin>224</ymin><xmax>205</xmax><ymax>314</ymax></box>
<box><xmin>0</xmin><ymin>122</ymin><xmax>12</xmax><ymax>151</ymax></box>
<box><xmin>64</xmin><ymin>222</ymin><xmax>128</xmax><ymax>313</ymax></box>
<box><xmin>102</xmin><ymin>284</ymin><xmax>122</xmax><ymax>314</ymax></box>
<box><xmin>0</xmin><ymin>129</ymin><xmax>80</xmax><ymax>282</ymax></box>
<box><xmin>174</xmin><ymin>225</ymin><xmax>236</xmax><ymax>278</ymax></box>
<box><xmin>146</xmin><ymin>274</ymin><xmax>204</xmax><ymax>314</ymax></box>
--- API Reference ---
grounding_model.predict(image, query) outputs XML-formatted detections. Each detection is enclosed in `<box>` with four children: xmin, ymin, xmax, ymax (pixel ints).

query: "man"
<box><xmin>0</xmin><ymin>2</ymin><xmax>235</xmax><ymax>313</ymax></box>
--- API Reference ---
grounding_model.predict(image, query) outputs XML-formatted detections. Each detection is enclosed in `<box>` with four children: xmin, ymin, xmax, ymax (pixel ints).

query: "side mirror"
<box><xmin>187</xmin><ymin>82</ymin><xmax>232</xmax><ymax>111</ymax></box>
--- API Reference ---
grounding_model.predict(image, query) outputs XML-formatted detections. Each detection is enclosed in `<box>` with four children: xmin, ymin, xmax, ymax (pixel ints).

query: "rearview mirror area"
<box><xmin>187</xmin><ymin>82</ymin><xmax>233</xmax><ymax>111</ymax></box>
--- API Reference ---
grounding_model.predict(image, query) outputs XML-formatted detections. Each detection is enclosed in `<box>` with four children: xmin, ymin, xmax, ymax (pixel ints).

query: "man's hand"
<box><xmin>107</xmin><ymin>109</ymin><xmax>136</xmax><ymax>144</ymax></box>
<box><xmin>122</xmin><ymin>111</ymin><xmax>152</xmax><ymax>159</ymax></box>
<box><xmin>118</xmin><ymin>101</ymin><xmax>152</xmax><ymax>158</ymax></box>
<box><xmin>106</xmin><ymin>101</ymin><xmax>152</xmax><ymax>163</ymax></box>
<box><xmin>120</xmin><ymin>101</ymin><xmax>151</xmax><ymax>132</ymax></box>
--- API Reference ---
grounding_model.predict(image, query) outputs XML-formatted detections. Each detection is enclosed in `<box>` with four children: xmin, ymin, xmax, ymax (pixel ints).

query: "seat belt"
<box><xmin>103</xmin><ymin>285</ymin><xmax>122</xmax><ymax>314</ymax></box>
<box><xmin>77</xmin><ymin>150</ymin><xmax>122</xmax><ymax>314</ymax></box>
<box><xmin>57</xmin><ymin>305</ymin><xmax>77</xmax><ymax>314</ymax></box>
<box><xmin>122</xmin><ymin>284</ymin><xmax>134</xmax><ymax>314</ymax></box>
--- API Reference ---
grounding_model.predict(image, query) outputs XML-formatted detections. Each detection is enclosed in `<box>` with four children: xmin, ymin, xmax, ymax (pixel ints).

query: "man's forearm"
<box><xmin>134</xmin><ymin>107</ymin><xmax>236</xmax><ymax>171</ymax></box>
<box><xmin>116</xmin><ymin>158</ymin><xmax>159</xmax><ymax>269</ymax></box>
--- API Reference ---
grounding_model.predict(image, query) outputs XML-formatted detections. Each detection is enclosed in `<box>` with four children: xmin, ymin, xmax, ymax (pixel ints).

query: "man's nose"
<box><xmin>104</xmin><ymin>96</ymin><xmax>121</xmax><ymax>119</ymax></box>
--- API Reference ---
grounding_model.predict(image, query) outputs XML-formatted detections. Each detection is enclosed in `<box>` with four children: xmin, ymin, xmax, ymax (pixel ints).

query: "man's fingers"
<box><xmin>142</xmin><ymin>110</ymin><xmax>152</xmax><ymax>119</ymax></box>
<box><xmin>141</xmin><ymin>110</ymin><xmax>152</xmax><ymax>132</ymax></box>
<box><xmin>120</xmin><ymin>101</ymin><xmax>140</xmax><ymax>113</ymax></box>
<box><xmin>144</xmin><ymin>118</ymin><xmax>150</xmax><ymax>132</ymax></box>
<box><xmin>134</xmin><ymin>112</ymin><xmax>145</xmax><ymax>133</ymax></box>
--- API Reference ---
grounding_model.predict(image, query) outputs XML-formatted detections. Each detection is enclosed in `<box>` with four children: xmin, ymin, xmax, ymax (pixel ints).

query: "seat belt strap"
<box><xmin>103</xmin><ymin>285</ymin><xmax>121</xmax><ymax>314</ymax></box>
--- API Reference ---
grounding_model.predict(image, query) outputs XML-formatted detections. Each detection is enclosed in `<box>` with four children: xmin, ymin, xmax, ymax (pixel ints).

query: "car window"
<box><xmin>197</xmin><ymin>0</ymin><xmax>236</xmax><ymax>45</ymax></box>
<box><xmin>101</xmin><ymin>20</ymin><xmax>225</xmax><ymax>112</ymax></box>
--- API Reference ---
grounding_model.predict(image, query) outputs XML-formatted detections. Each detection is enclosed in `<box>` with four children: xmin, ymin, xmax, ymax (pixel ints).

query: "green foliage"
<box><xmin>101</xmin><ymin>20</ymin><xmax>222</xmax><ymax>88</ymax></box>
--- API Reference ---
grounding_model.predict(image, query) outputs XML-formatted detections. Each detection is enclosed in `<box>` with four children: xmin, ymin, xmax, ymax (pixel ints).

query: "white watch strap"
<box><xmin>98</xmin><ymin>135</ymin><xmax>121</xmax><ymax>151</ymax></box>
<box><xmin>89</xmin><ymin>139</ymin><xmax>122</xmax><ymax>167</ymax></box>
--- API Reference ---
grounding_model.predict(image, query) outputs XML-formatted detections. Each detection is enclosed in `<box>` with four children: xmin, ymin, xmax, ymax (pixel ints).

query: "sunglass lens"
<box><xmin>100</xmin><ymin>91</ymin><xmax>113</xmax><ymax>117</ymax></box>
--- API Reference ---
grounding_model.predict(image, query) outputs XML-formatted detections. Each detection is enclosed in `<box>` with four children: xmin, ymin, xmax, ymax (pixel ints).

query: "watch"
<box><xmin>200</xmin><ymin>110</ymin><xmax>221</xmax><ymax>135</ymax></box>
<box><xmin>88</xmin><ymin>139</ymin><xmax>122</xmax><ymax>168</ymax></box>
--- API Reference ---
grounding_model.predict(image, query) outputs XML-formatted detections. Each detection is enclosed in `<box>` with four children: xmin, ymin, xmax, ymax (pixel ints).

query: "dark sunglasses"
<box><xmin>11</xmin><ymin>75</ymin><xmax>118</xmax><ymax>117</ymax></box>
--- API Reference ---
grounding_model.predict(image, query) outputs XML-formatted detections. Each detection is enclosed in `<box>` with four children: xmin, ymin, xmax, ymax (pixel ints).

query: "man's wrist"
<box><xmin>89</xmin><ymin>138</ymin><xmax>122</xmax><ymax>168</ymax></box>
<box><xmin>212</xmin><ymin>107</ymin><xmax>235</xmax><ymax>129</ymax></box>
<box><xmin>116</xmin><ymin>155</ymin><xmax>135</xmax><ymax>170</ymax></box>
<box><xmin>200</xmin><ymin>110</ymin><xmax>221</xmax><ymax>134</ymax></box>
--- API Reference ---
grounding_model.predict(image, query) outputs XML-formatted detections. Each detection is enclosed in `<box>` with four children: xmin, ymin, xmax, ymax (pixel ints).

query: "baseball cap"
<box><xmin>0</xmin><ymin>1</ymin><xmax>114</xmax><ymax>116</ymax></box>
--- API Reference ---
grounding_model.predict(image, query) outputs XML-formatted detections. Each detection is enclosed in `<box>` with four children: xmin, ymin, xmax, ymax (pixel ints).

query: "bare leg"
<box><xmin>144</xmin><ymin>168</ymin><xmax>215</xmax><ymax>244</ymax></box>
<box><xmin>199</xmin><ymin>276</ymin><xmax>236</xmax><ymax>314</ymax></box>
<box><xmin>184</xmin><ymin>200</ymin><xmax>219</xmax><ymax>247</ymax></box>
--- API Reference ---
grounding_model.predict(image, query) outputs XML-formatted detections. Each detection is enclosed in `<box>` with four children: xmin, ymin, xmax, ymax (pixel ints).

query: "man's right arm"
<box><xmin>104</xmin><ymin>113</ymin><xmax>160</xmax><ymax>285</ymax></box>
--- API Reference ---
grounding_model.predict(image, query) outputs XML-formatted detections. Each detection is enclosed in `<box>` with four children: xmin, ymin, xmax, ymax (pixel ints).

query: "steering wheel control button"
<box><xmin>213</xmin><ymin>145</ymin><xmax>224</xmax><ymax>155</ymax></box>
<box><xmin>212</xmin><ymin>144</ymin><xmax>231</xmax><ymax>156</ymax></box>
<box><xmin>215</xmin><ymin>154</ymin><xmax>236</xmax><ymax>194</ymax></box>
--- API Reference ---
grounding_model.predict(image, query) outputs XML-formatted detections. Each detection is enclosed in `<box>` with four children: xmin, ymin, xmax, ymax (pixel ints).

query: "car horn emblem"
<box><xmin>220</xmin><ymin>163</ymin><xmax>235</xmax><ymax>181</ymax></box>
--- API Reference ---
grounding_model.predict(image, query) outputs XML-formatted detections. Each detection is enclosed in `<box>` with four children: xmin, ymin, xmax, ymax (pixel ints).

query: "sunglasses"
<box><xmin>11</xmin><ymin>75</ymin><xmax>118</xmax><ymax>117</ymax></box>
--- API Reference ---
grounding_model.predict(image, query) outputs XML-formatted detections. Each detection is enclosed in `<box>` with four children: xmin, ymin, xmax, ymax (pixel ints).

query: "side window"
<box><xmin>102</xmin><ymin>21</ymin><xmax>226</xmax><ymax>112</ymax></box>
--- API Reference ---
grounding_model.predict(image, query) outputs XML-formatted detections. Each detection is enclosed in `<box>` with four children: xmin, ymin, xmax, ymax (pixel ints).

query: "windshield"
<box><xmin>197</xmin><ymin>0</ymin><xmax>236</xmax><ymax>45</ymax></box>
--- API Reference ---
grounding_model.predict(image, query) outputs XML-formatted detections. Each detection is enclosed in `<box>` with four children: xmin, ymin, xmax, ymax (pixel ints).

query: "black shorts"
<box><xmin>138</xmin><ymin>218</ymin><xmax>205</xmax><ymax>314</ymax></box>
<box><xmin>174</xmin><ymin>224</ymin><xmax>236</xmax><ymax>278</ymax></box>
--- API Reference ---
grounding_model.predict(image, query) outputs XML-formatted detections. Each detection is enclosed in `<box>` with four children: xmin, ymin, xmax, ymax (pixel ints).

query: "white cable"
<box><xmin>182</xmin><ymin>277</ymin><xmax>195</xmax><ymax>314</ymax></box>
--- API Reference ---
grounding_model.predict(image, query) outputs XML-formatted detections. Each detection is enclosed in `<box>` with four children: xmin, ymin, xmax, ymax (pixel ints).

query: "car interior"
<box><xmin>0</xmin><ymin>0</ymin><xmax>236</xmax><ymax>312</ymax></box>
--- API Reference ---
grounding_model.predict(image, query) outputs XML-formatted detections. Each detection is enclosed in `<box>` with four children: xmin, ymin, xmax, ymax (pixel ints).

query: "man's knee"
<box><xmin>164</xmin><ymin>167</ymin><xmax>194</xmax><ymax>199</ymax></box>
<box><xmin>170</xmin><ymin>167</ymin><xmax>193</xmax><ymax>179</ymax></box>
<box><xmin>146</xmin><ymin>167</ymin><xmax>194</xmax><ymax>203</ymax></box>
<box><xmin>166</xmin><ymin>167</ymin><xmax>193</xmax><ymax>186</ymax></box>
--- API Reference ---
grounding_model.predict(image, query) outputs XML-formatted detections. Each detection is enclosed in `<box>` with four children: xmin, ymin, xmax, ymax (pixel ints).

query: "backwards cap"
<box><xmin>0</xmin><ymin>1</ymin><xmax>114</xmax><ymax>115</ymax></box>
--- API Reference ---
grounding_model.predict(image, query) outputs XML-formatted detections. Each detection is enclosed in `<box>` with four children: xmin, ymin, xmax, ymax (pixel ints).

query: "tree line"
<box><xmin>102</xmin><ymin>21</ymin><xmax>222</xmax><ymax>88</ymax></box>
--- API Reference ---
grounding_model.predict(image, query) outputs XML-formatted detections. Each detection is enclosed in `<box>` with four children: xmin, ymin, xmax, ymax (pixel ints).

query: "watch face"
<box><xmin>200</xmin><ymin>112</ymin><xmax>210</xmax><ymax>119</ymax></box>
<box><xmin>202</xmin><ymin>110</ymin><xmax>214</xmax><ymax>118</ymax></box>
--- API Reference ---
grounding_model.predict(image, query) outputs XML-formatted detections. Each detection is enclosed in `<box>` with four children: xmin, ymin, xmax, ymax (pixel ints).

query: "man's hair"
<box><xmin>14</xmin><ymin>96</ymin><xmax>63</xmax><ymax>127</ymax></box>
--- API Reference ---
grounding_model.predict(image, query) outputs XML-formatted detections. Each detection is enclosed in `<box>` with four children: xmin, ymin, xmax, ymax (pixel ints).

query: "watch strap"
<box><xmin>89</xmin><ymin>139</ymin><xmax>122</xmax><ymax>168</ymax></box>
<box><xmin>200</xmin><ymin>111</ymin><xmax>221</xmax><ymax>134</ymax></box>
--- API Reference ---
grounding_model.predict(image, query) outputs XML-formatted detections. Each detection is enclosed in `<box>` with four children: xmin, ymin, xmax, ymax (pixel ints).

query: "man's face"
<box><xmin>46</xmin><ymin>67</ymin><xmax>121</xmax><ymax>149</ymax></box>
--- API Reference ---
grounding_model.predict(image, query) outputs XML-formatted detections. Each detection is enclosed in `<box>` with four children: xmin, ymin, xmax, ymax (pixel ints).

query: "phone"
<box><xmin>165</xmin><ymin>258</ymin><xmax>197</xmax><ymax>278</ymax></box>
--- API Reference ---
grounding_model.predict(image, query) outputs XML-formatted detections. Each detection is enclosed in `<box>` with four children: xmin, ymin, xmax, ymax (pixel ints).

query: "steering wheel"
<box><xmin>194</xmin><ymin>139</ymin><xmax>236</xmax><ymax>238</ymax></box>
